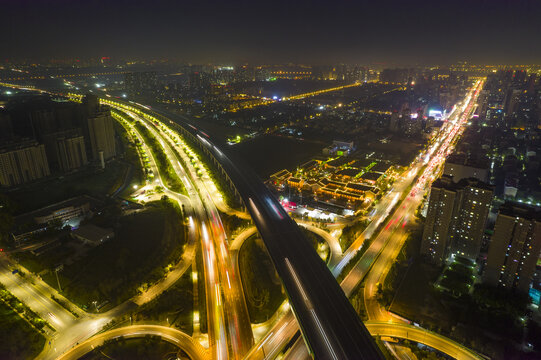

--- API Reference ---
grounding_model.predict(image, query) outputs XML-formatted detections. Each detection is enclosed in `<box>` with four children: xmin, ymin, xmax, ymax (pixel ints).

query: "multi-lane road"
<box><xmin>247</xmin><ymin>80</ymin><xmax>485</xmax><ymax>360</ymax></box>
<box><xmin>111</xmin><ymin>105</ymin><xmax>255</xmax><ymax>360</ymax></box>
<box><xmin>55</xmin><ymin>325</ymin><xmax>209</xmax><ymax>360</ymax></box>
<box><xmin>1</xmin><ymin>79</ymin><xmax>485</xmax><ymax>360</ymax></box>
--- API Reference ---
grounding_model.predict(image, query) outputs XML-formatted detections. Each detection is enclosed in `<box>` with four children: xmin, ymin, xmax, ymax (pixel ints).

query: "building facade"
<box><xmin>484</xmin><ymin>203</ymin><xmax>541</xmax><ymax>293</ymax></box>
<box><xmin>0</xmin><ymin>141</ymin><xmax>50</xmax><ymax>187</ymax></box>
<box><xmin>87</xmin><ymin>110</ymin><xmax>116</xmax><ymax>162</ymax></box>
<box><xmin>421</xmin><ymin>176</ymin><xmax>493</xmax><ymax>264</ymax></box>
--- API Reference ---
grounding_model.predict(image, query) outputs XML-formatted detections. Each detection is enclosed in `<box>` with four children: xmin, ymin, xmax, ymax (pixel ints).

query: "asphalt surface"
<box><xmin>144</xmin><ymin>106</ymin><xmax>384</xmax><ymax>360</ymax></box>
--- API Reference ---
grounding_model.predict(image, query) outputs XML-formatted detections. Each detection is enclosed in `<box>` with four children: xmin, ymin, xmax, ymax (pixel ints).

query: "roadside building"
<box><xmin>421</xmin><ymin>175</ymin><xmax>493</xmax><ymax>264</ymax></box>
<box><xmin>0</xmin><ymin>140</ymin><xmax>50</xmax><ymax>187</ymax></box>
<box><xmin>12</xmin><ymin>195</ymin><xmax>101</xmax><ymax>243</ymax></box>
<box><xmin>484</xmin><ymin>203</ymin><xmax>541</xmax><ymax>293</ymax></box>
<box><xmin>72</xmin><ymin>223</ymin><xmax>114</xmax><ymax>245</ymax></box>
<box><xmin>359</xmin><ymin>172</ymin><xmax>384</xmax><ymax>185</ymax></box>
<box><xmin>443</xmin><ymin>153</ymin><xmax>489</xmax><ymax>182</ymax></box>
<box><xmin>287</xmin><ymin>177</ymin><xmax>304</xmax><ymax>189</ymax></box>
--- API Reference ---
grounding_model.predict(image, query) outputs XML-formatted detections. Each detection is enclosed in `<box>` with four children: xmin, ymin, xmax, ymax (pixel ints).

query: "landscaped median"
<box><xmin>114</xmin><ymin>99</ymin><xmax>242</xmax><ymax>210</ymax></box>
<box><xmin>111</xmin><ymin>109</ymin><xmax>186</xmax><ymax>195</ymax></box>
<box><xmin>79</xmin><ymin>336</ymin><xmax>188</xmax><ymax>360</ymax></box>
<box><xmin>0</xmin><ymin>283</ymin><xmax>50</xmax><ymax>359</ymax></box>
<box><xmin>0</xmin><ymin>283</ymin><xmax>54</xmax><ymax>333</ymax></box>
<box><xmin>238</xmin><ymin>228</ymin><xmax>329</xmax><ymax>324</ymax></box>
<box><xmin>0</xmin><ymin>295</ymin><xmax>46</xmax><ymax>360</ymax></box>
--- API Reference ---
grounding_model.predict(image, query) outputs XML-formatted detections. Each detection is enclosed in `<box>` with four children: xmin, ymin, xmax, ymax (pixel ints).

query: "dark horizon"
<box><xmin>2</xmin><ymin>0</ymin><xmax>541</xmax><ymax>65</ymax></box>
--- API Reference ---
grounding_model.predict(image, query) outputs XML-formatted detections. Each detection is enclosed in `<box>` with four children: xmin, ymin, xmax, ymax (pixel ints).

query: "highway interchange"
<box><xmin>0</xmin><ymin>79</ymin><xmax>485</xmax><ymax>360</ymax></box>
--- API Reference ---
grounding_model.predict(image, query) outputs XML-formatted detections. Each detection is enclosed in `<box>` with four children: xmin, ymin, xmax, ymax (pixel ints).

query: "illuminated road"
<box><xmin>364</xmin><ymin>80</ymin><xmax>484</xmax><ymax>323</ymax></box>
<box><xmin>0</xmin><ymin>257</ymin><xmax>76</xmax><ymax>332</ymax></box>
<box><xmin>0</xmin><ymin>85</ymin><xmax>252</xmax><ymax>360</ymax></box>
<box><xmin>230</xmin><ymin>222</ymin><xmax>341</xmax><ymax>265</ymax></box>
<box><xmin>248</xmin><ymin>80</ymin><xmax>485</xmax><ymax>360</ymax></box>
<box><xmin>1</xmin><ymin>80</ymin><xmax>480</xmax><ymax>360</ymax></box>
<box><xmin>110</xmin><ymin>105</ymin><xmax>254</xmax><ymax>360</ymax></box>
<box><xmin>30</xmin><ymin>106</ymin><xmax>199</xmax><ymax>360</ymax></box>
<box><xmin>117</xmin><ymin>102</ymin><xmax>383</xmax><ymax>359</ymax></box>
<box><xmin>0</xmin><ymin>253</ymin><xmax>115</xmax><ymax>360</ymax></box>
<box><xmin>117</xmin><ymin>109</ymin><xmax>230</xmax><ymax>360</ymax></box>
<box><xmin>55</xmin><ymin>325</ymin><xmax>210</xmax><ymax>360</ymax></box>
<box><xmin>295</xmin><ymin>221</ymin><xmax>342</xmax><ymax>267</ymax></box>
<box><xmin>229</xmin><ymin>83</ymin><xmax>362</xmax><ymax>111</ymax></box>
<box><xmin>364</xmin><ymin>322</ymin><xmax>483</xmax><ymax>360</ymax></box>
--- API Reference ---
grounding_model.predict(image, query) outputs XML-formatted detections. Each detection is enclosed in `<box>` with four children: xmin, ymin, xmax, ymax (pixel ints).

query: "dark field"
<box><xmin>227</xmin><ymin>134</ymin><xmax>324</xmax><ymax>178</ymax></box>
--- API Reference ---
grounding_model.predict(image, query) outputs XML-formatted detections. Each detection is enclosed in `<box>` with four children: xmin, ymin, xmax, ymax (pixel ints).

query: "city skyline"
<box><xmin>2</xmin><ymin>1</ymin><xmax>541</xmax><ymax>359</ymax></box>
<box><xmin>2</xmin><ymin>0</ymin><xmax>541</xmax><ymax>65</ymax></box>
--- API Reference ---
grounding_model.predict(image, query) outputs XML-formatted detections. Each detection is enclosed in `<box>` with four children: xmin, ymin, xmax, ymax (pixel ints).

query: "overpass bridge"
<box><xmin>101</xmin><ymin>99</ymin><xmax>383</xmax><ymax>360</ymax></box>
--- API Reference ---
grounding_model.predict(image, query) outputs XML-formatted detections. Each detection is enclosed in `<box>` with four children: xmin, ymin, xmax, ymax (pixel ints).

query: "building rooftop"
<box><xmin>345</xmin><ymin>183</ymin><xmax>375</xmax><ymax>192</ymax></box>
<box><xmin>498</xmin><ymin>202</ymin><xmax>541</xmax><ymax>221</ymax></box>
<box><xmin>360</xmin><ymin>172</ymin><xmax>383</xmax><ymax>182</ymax></box>
<box><xmin>327</xmin><ymin>157</ymin><xmax>353</xmax><ymax>168</ymax></box>
<box><xmin>370</xmin><ymin>162</ymin><xmax>392</xmax><ymax>174</ymax></box>
<box><xmin>433</xmin><ymin>175</ymin><xmax>494</xmax><ymax>192</ymax></box>
<box><xmin>270</xmin><ymin>169</ymin><xmax>291</xmax><ymax>179</ymax></box>
<box><xmin>299</xmin><ymin>160</ymin><xmax>318</xmax><ymax>171</ymax></box>
<box><xmin>288</xmin><ymin>177</ymin><xmax>302</xmax><ymax>184</ymax></box>
<box><xmin>351</xmin><ymin>159</ymin><xmax>374</xmax><ymax>169</ymax></box>
<box><xmin>14</xmin><ymin>195</ymin><xmax>102</xmax><ymax>228</ymax></box>
<box><xmin>72</xmin><ymin>224</ymin><xmax>114</xmax><ymax>243</ymax></box>
<box><xmin>336</xmin><ymin>168</ymin><xmax>361</xmax><ymax>178</ymax></box>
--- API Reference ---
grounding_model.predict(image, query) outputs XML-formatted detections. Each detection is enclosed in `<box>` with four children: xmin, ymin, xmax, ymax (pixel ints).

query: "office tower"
<box><xmin>79</xmin><ymin>94</ymin><xmax>116</xmax><ymax>163</ymax></box>
<box><xmin>421</xmin><ymin>176</ymin><xmax>493</xmax><ymax>264</ymax></box>
<box><xmin>484</xmin><ymin>203</ymin><xmax>541</xmax><ymax>293</ymax></box>
<box><xmin>0</xmin><ymin>141</ymin><xmax>50</xmax><ymax>187</ymax></box>
<box><xmin>505</xmin><ymin>89</ymin><xmax>522</xmax><ymax>116</ymax></box>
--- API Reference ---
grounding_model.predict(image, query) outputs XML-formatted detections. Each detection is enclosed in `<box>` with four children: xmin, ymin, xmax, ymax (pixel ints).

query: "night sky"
<box><xmin>2</xmin><ymin>0</ymin><xmax>541</xmax><ymax>64</ymax></box>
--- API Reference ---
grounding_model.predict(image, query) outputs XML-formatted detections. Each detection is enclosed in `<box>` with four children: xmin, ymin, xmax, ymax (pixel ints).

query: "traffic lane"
<box><xmin>138</xmin><ymin>102</ymin><xmax>384</xmax><ymax>359</ymax></box>
<box><xmin>54</xmin><ymin>325</ymin><xmax>210</xmax><ymax>360</ymax></box>
<box><xmin>365</xmin><ymin>322</ymin><xmax>483</xmax><ymax>360</ymax></box>
<box><xmin>0</xmin><ymin>259</ymin><xmax>75</xmax><ymax>329</ymax></box>
<box><xmin>247</xmin><ymin>81</ymin><xmax>483</xmax><ymax>359</ymax></box>
<box><xmin>245</xmin><ymin>310</ymin><xmax>298</xmax><ymax>360</ymax></box>
<box><xmin>247</xmin><ymin>195</ymin><xmax>382</xmax><ymax>359</ymax></box>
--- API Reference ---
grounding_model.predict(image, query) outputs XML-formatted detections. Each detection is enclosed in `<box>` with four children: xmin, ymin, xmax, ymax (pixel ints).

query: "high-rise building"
<box><xmin>42</xmin><ymin>130</ymin><xmax>88</xmax><ymax>172</ymax></box>
<box><xmin>87</xmin><ymin>110</ymin><xmax>116</xmax><ymax>163</ymax></box>
<box><xmin>124</xmin><ymin>71</ymin><xmax>158</xmax><ymax>95</ymax></box>
<box><xmin>80</xmin><ymin>94</ymin><xmax>116</xmax><ymax>163</ymax></box>
<box><xmin>443</xmin><ymin>154</ymin><xmax>489</xmax><ymax>183</ymax></box>
<box><xmin>0</xmin><ymin>141</ymin><xmax>50</xmax><ymax>187</ymax></box>
<box><xmin>0</xmin><ymin>110</ymin><xmax>13</xmax><ymax>141</ymax></box>
<box><xmin>484</xmin><ymin>203</ymin><xmax>541</xmax><ymax>293</ymax></box>
<box><xmin>450</xmin><ymin>179</ymin><xmax>494</xmax><ymax>258</ymax></box>
<box><xmin>421</xmin><ymin>176</ymin><xmax>457</xmax><ymax>264</ymax></box>
<box><xmin>421</xmin><ymin>176</ymin><xmax>493</xmax><ymax>264</ymax></box>
<box><xmin>389</xmin><ymin>111</ymin><xmax>400</xmax><ymax>132</ymax></box>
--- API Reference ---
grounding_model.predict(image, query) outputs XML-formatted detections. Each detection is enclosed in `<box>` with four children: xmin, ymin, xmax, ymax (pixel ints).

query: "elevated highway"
<box><xmin>104</xmin><ymin>100</ymin><xmax>383</xmax><ymax>359</ymax></box>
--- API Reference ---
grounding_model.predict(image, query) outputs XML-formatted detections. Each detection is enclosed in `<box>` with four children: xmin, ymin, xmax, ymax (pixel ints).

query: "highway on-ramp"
<box><xmin>55</xmin><ymin>325</ymin><xmax>210</xmax><ymax>360</ymax></box>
